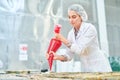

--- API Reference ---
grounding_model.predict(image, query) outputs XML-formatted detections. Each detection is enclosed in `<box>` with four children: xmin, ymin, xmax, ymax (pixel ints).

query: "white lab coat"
<box><xmin>63</xmin><ymin>22</ymin><xmax>112</xmax><ymax>72</ymax></box>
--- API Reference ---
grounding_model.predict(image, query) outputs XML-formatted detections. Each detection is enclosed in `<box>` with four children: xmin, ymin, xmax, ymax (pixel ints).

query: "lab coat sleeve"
<box><xmin>69</xmin><ymin>24</ymin><xmax>97</xmax><ymax>55</ymax></box>
<box><xmin>61</xmin><ymin>48</ymin><xmax>74</xmax><ymax>61</ymax></box>
<box><xmin>60</xmin><ymin>31</ymin><xmax>75</xmax><ymax>61</ymax></box>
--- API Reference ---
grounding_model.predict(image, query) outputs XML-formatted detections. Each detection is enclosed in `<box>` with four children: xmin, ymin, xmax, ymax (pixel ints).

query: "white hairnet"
<box><xmin>68</xmin><ymin>4</ymin><xmax>88</xmax><ymax>21</ymax></box>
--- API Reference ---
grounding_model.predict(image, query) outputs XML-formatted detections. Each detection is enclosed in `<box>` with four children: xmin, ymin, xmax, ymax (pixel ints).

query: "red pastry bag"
<box><xmin>47</xmin><ymin>24</ymin><xmax>62</xmax><ymax>71</ymax></box>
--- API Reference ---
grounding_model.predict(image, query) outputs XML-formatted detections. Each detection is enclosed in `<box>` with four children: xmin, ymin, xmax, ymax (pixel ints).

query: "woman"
<box><xmin>47</xmin><ymin>4</ymin><xmax>112</xmax><ymax>72</ymax></box>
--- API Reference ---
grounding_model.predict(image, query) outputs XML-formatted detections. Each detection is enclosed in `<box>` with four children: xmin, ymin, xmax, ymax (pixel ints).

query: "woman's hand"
<box><xmin>54</xmin><ymin>33</ymin><xmax>67</xmax><ymax>43</ymax></box>
<box><xmin>46</xmin><ymin>51</ymin><xmax>58</xmax><ymax>60</ymax></box>
<box><xmin>54</xmin><ymin>33</ymin><xmax>63</xmax><ymax>41</ymax></box>
<box><xmin>46</xmin><ymin>51</ymin><xmax>66</xmax><ymax>61</ymax></box>
<box><xmin>54</xmin><ymin>33</ymin><xmax>71</xmax><ymax>47</ymax></box>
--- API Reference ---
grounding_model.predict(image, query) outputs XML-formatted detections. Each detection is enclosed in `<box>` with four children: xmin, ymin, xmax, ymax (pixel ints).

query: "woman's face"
<box><xmin>68</xmin><ymin>10</ymin><xmax>82</xmax><ymax>28</ymax></box>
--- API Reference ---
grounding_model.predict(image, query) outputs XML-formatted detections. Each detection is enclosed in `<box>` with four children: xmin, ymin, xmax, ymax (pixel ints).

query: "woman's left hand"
<box><xmin>54</xmin><ymin>33</ymin><xmax>70</xmax><ymax>46</ymax></box>
<box><xmin>54</xmin><ymin>33</ymin><xmax>64</xmax><ymax>41</ymax></box>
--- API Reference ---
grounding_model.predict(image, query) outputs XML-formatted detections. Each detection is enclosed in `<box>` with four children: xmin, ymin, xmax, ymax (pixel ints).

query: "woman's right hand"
<box><xmin>49</xmin><ymin>51</ymin><xmax>58</xmax><ymax>60</ymax></box>
<box><xmin>46</xmin><ymin>51</ymin><xmax>57</xmax><ymax>60</ymax></box>
<box><xmin>46</xmin><ymin>51</ymin><xmax>66</xmax><ymax>61</ymax></box>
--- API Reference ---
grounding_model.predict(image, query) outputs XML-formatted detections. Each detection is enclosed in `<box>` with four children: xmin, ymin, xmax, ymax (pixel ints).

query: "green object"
<box><xmin>109</xmin><ymin>57</ymin><xmax>120</xmax><ymax>71</ymax></box>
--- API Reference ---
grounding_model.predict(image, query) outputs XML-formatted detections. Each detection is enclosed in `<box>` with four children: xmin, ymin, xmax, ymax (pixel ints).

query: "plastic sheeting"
<box><xmin>0</xmin><ymin>0</ymin><xmax>72</xmax><ymax>72</ymax></box>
